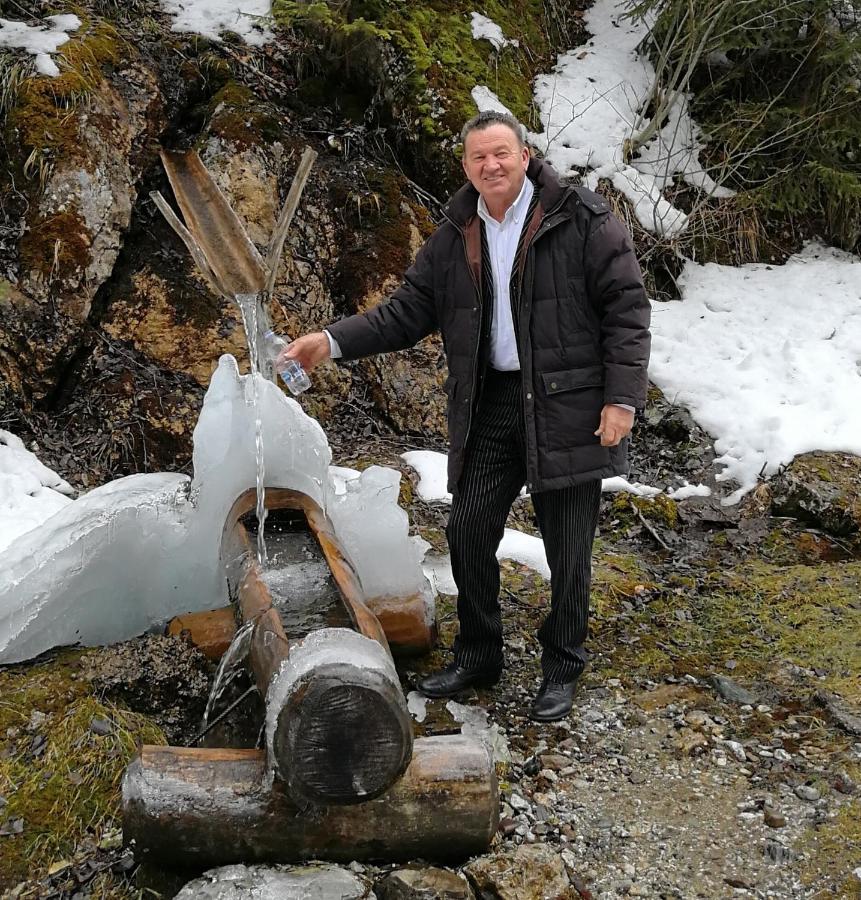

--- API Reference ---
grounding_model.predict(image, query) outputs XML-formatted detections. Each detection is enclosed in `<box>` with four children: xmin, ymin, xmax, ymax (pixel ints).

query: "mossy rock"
<box><xmin>770</xmin><ymin>452</ymin><xmax>861</xmax><ymax>544</ymax></box>
<box><xmin>272</xmin><ymin>0</ymin><xmax>585</xmax><ymax>185</ymax></box>
<box><xmin>611</xmin><ymin>491</ymin><xmax>679</xmax><ymax>530</ymax></box>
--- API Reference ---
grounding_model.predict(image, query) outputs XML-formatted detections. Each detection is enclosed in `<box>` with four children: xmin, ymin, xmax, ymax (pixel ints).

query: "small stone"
<box><xmin>0</xmin><ymin>817</ymin><xmax>24</xmax><ymax>836</ymax></box>
<box><xmin>794</xmin><ymin>784</ymin><xmax>820</xmax><ymax>802</ymax></box>
<box><xmin>499</xmin><ymin>817</ymin><xmax>518</xmax><ymax>837</ymax></box>
<box><xmin>27</xmin><ymin>710</ymin><xmax>47</xmax><ymax>731</ymax></box>
<box><xmin>773</xmin><ymin>748</ymin><xmax>792</xmax><ymax>762</ymax></box>
<box><xmin>522</xmin><ymin>756</ymin><xmax>540</xmax><ymax>776</ymax></box>
<box><xmin>629</xmin><ymin>772</ymin><xmax>647</xmax><ymax>785</ymax></box>
<box><xmin>540</xmin><ymin>754</ymin><xmax>570</xmax><ymax>771</ymax></box>
<box><xmin>89</xmin><ymin>717</ymin><xmax>112</xmax><ymax>736</ymax></box>
<box><xmin>764</xmin><ymin>808</ymin><xmax>787</xmax><ymax>828</ymax></box>
<box><xmin>509</xmin><ymin>793</ymin><xmax>530</xmax><ymax>812</ymax></box>
<box><xmin>710</xmin><ymin>675</ymin><xmax>757</xmax><ymax>706</ymax></box>
<box><xmin>765</xmin><ymin>839</ymin><xmax>793</xmax><ymax>863</ymax></box>
<box><xmin>377</xmin><ymin>867</ymin><xmax>470</xmax><ymax>899</ymax></box>
<box><xmin>723</xmin><ymin>740</ymin><xmax>747</xmax><ymax>762</ymax></box>
<box><xmin>832</xmin><ymin>772</ymin><xmax>856</xmax><ymax>795</ymax></box>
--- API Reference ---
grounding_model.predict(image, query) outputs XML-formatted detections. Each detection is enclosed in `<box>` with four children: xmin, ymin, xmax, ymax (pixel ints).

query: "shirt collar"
<box><xmin>477</xmin><ymin>175</ymin><xmax>534</xmax><ymax>228</ymax></box>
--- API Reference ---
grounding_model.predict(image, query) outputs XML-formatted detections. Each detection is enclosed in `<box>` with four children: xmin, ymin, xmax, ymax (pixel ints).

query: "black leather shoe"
<box><xmin>417</xmin><ymin>662</ymin><xmax>502</xmax><ymax>698</ymax></box>
<box><xmin>530</xmin><ymin>677</ymin><xmax>580</xmax><ymax>722</ymax></box>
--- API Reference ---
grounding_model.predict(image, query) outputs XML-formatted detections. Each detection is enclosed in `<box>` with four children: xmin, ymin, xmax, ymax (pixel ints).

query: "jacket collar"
<box><xmin>443</xmin><ymin>156</ymin><xmax>567</xmax><ymax>227</ymax></box>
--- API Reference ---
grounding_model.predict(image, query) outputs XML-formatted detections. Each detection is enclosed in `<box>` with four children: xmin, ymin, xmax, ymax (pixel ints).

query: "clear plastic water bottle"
<box><xmin>263</xmin><ymin>330</ymin><xmax>311</xmax><ymax>396</ymax></box>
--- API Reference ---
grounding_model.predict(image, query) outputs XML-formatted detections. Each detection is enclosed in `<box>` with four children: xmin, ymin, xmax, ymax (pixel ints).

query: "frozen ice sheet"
<box><xmin>0</xmin><ymin>355</ymin><xmax>432</xmax><ymax>663</ymax></box>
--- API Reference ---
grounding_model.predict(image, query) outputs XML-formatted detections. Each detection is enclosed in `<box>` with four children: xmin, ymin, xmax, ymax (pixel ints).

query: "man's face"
<box><xmin>462</xmin><ymin>123</ymin><xmax>529</xmax><ymax>211</ymax></box>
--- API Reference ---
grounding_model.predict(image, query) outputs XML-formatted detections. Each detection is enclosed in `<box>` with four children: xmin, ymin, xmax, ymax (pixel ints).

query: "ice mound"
<box><xmin>0</xmin><ymin>355</ymin><xmax>432</xmax><ymax>663</ymax></box>
<box><xmin>0</xmin><ymin>429</ymin><xmax>74</xmax><ymax>553</ymax></box>
<box><xmin>173</xmin><ymin>863</ymin><xmax>368</xmax><ymax>900</ymax></box>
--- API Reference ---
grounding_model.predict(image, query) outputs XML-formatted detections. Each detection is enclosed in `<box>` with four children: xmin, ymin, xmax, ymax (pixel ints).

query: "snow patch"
<box><xmin>159</xmin><ymin>0</ymin><xmax>273</xmax><ymax>46</ymax></box>
<box><xmin>527</xmin><ymin>0</ymin><xmax>733</xmax><ymax>236</ymax></box>
<box><xmin>667</xmin><ymin>482</ymin><xmax>712</xmax><ymax>501</ymax></box>
<box><xmin>650</xmin><ymin>243</ymin><xmax>861</xmax><ymax>503</ymax></box>
<box><xmin>470</xmin><ymin>13</ymin><xmax>518</xmax><ymax>51</ymax></box>
<box><xmin>0</xmin><ymin>14</ymin><xmax>81</xmax><ymax>77</ymax></box>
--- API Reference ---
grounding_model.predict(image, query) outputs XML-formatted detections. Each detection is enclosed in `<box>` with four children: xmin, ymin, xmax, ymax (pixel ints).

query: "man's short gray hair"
<box><xmin>461</xmin><ymin>110</ymin><xmax>526</xmax><ymax>147</ymax></box>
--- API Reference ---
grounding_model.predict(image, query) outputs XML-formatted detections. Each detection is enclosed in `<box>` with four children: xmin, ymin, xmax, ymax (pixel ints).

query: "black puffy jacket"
<box><xmin>327</xmin><ymin>158</ymin><xmax>651</xmax><ymax>494</ymax></box>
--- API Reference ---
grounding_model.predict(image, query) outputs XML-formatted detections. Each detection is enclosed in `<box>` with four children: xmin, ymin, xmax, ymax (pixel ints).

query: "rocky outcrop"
<box><xmin>770</xmin><ymin>452</ymin><xmax>861</xmax><ymax>543</ymax></box>
<box><xmin>464</xmin><ymin>845</ymin><xmax>576</xmax><ymax>900</ymax></box>
<box><xmin>3</xmin><ymin>39</ymin><xmax>163</xmax><ymax>402</ymax></box>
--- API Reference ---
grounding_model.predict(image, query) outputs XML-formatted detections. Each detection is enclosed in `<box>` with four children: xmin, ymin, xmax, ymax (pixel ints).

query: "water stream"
<box><xmin>202</xmin><ymin>619</ymin><xmax>254</xmax><ymax>726</ymax></box>
<box><xmin>235</xmin><ymin>293</ymin><xmax>268</xmax><ymax>565</ymax></box>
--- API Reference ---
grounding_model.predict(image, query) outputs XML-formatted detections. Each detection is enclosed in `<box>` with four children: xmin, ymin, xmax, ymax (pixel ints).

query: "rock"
<box><xmin>0</xmin><ymin>817</ymin><xmax>24</xmax><ymax>836</ymax></box>
<box><xmin>794</xmin><ymin>784</ymin><xmax>820</xmax><ymax>802</ymax></box>
<box><xmin>3</xmin><ymin>56</ymin><xmax>163</xmax><ymax>401</ymax></box>
<box><xmin>540</xmin><ymin>754</ymin><xmax>570</xmax><ymax>772</ymax></box>
<box><xmin>764</xmin><ymin>840</ymin><xmax>793</xmax><ymax>864</ymax></box>
<box><xmin>813</xmin><ymin>691</ymin><xmax>861</xmax><ymax>736</ymax></box>
<box><xmin>709</xmin><ymin>675</ymin><xmax>757</xmax><ymax>706</ymax></box>
<box><xmin>831</xmin><ymin>772</ymin><xmax>856</xmax><ymax>795</ymax></box>
<box><xmin>763</xmin><ymin>808</ymin><xmax>786</xmax><ymax>828</ymax></box>
<box><xmin>375</xmin><ymin>867</ymin><xmax>472</xmax><ymax>899</ymax></box>
<box><xmin>722</xmin><ymin>740</ymin><xmax>747</xmax><ymax>762</ymax></box>
<box><xmin>174</xmin><ymin>863</ymin><xmax>370</xmax><ymax>899</ymax></box>
<box><xmin>89</xmin><ymin>717</ymin><xmax>112</xmax><ymax>736</ymax></box>
<box><xmin>464</xmin><ymin>845</ymin><xmax>571</xmax><ymax>900</ymax></box>
<box><xmin>770</xmin><ymin>452</ymin><xmax>861</xmax><ymax>539</ymax></box>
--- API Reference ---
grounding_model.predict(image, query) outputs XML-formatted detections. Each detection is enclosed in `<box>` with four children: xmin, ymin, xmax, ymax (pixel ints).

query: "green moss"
<box><xmin>593</xmin><ymin>557</ymin><xmax>861</xmax><ymax>700</ymax></box>
<box><xmin>611</xmin><ymin>492</ymin><xmax>680</xmax><ymax>529</ymax></box>
<box><xmin>19</xmin><ymin>207</ymin><xmax>91</xmax><ymax>279</ymax></box>
<box><xmin>0</xmin><ymin>652</ymin><xmax>166</xmax><ymax>890</ymax></box>
<box><xmin>799</xmin><ymin>801</ymin><xmax>861</xmax><ymax>898</ymax></box>
<box><xmin>273</xmin><ymin>0</ymin><xmax>578</xmax><ymax>176</ymax></box>
<box><xmin>9</xmin><ymin>21</ymin><xmax>124</xmax><ymax>162</ymax></box>
<box><xmin>334</xmin><ymin>166</ymin><xmax>434</xmax><ymax>296</ymax></box>
<box><xmin>205</xmin><ymin>82</ymin><xmax>282</xmax><ymax>148</ymax></box>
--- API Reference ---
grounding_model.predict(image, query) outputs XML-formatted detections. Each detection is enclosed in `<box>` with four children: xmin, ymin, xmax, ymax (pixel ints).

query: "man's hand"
<box><xmin>278</xmin><ymin>332</ymin><xmax>331</xmax><ymax>372</ymax></box>
<box><xmin>594</xmin><ymin>405</ymin><xmax>635</xmax><ymax>447</ymax></box>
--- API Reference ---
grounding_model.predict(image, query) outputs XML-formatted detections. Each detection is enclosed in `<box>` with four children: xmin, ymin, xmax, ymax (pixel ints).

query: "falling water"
<box><xmin>203</xmin><ymin>619</ymin><xmax>254</xmax><ymax>726</ymax></box>
<box><xmin>235</xmin><ymin>293</ymin><xmax>268</xmax><ymax>565</ymax></box>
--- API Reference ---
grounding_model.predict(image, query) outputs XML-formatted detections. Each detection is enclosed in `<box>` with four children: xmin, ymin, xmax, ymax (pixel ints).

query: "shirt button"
<box><xmin>526</xmin><ymin>392</ymin><xmax>532</xmax><ymax>400</ymax></box>
<box><xmin>550</xmin><ymin>382</ymin><xmax>557</xmax><ymax>389</ymax></box>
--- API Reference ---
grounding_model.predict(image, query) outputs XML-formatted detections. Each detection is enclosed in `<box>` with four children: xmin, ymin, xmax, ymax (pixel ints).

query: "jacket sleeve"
<box><xmin>325</xmin><ymin>232</ymin><xmax>440</xmax><ymax>361</ymax></box>
<box><xmin>584</xmin><ymin>212</ymin><xmax>651</xmax><ymax>409</ymax></box>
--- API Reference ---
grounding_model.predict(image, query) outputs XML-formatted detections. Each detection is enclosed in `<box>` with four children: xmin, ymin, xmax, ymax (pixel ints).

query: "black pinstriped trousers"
<box><xmin>449</xmin><ymin>369</ymin><xmax>602</xmax><ymax>683</ymax></box>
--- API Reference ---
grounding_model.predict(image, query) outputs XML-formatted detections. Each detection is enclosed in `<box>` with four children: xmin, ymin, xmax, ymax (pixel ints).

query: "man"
<box><xmin>283</xmin><ymin>111</ymin><xmax>650</xmax><ymax>721</ymax></box>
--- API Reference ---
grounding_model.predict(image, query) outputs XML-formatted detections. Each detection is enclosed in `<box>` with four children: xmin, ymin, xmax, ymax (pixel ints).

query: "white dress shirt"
<box><xmin>477</xmin><ymin>175</ymin><xmax>534</xmax><ymax>371</ymax></box>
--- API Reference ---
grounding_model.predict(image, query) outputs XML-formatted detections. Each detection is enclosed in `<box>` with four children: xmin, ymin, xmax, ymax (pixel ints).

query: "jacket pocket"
<box><xmin>541</xmin><ymin>365</ymin><xmax>604</xmax><ymax>395</ymax></box>
<box><xmin>539</xmin><ymin>366</ymin><xmax>604</xmax><ymax>449</ymax></box>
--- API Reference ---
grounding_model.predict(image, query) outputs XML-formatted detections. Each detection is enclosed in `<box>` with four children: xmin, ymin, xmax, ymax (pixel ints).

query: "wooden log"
<box><xmin>365</xmin><ymin>592</ymin><xmax>437</xmax><ymax>656</ymax></box>
<box><xmin>266</xmin><ymin>628</ymin><xmax>413</xmax><ymax>805</ymax></box>
<box><xmin>167</xmin><ymin>607</ymin><xmax>236</xmax><ymax>660</ymax></box>
<box><xmin>122</xmin><ymin>736</ymin><xmax>498</xmax><ymax>866</ymax></box>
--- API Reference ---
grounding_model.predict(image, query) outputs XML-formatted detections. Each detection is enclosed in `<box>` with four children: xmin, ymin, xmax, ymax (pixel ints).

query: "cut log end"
<box><xmin>273</xmin><ymin>663</ymin><xmax>413</xmax><ymax>805</ymax></box>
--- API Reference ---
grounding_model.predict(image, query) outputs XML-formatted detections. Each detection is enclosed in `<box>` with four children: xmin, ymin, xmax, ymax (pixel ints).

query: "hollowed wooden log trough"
<box><xmin>213</xmin><ymin>487</ymin><xmax>416</xmax><ymax>806</ymax></box>
<box><xmin>124</xmin><ymin>487</ymin><xmax>498</xmax><ymax>863</ymax></box>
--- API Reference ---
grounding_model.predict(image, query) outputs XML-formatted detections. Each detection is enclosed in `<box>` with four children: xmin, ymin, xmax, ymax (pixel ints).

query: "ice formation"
<box><xmin>0</xmin><ymin>355</ymin><xmax>432</xmax><ymax>663</ymax></box>
<box><xmin>446</xmin><ymin>700</ymin><xmax>512</xmax><ymax>767</ymax></box>
<box><xmin>173</xmin><ymin>863</ymin><xmax>369</xmax><ymax>900</ymax></box>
